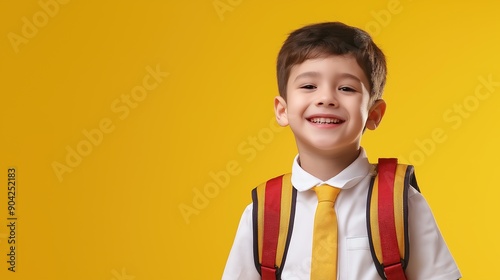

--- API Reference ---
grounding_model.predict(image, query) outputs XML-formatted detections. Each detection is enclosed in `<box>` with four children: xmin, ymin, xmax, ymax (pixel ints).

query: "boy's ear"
<box><xmin>365</xmin><ymin>99</ymin><xmax>386</xmax><ymax>130</ymax></box>
<box><xmin>274</xmin><ymin>96</ymin><xmax>289</xmax><ymax>127</ymax></box>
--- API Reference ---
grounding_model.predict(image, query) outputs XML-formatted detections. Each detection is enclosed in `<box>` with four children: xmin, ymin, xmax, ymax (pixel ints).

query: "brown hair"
<box><xmin>276</xmin><ymin>22</ymin><xmax>387</xmax><ymax>102</ymax></box>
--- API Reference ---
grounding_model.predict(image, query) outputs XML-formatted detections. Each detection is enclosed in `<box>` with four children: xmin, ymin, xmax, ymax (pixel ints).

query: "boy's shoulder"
<box><xmin>253</xmin><ymin>157</ymin><xmax>418</xmax><ymax>191</ymax></box>
<box><xmin>253</xmin><ymin>173</ymin><xmax>292</xmax><ymax>192</ymax></box>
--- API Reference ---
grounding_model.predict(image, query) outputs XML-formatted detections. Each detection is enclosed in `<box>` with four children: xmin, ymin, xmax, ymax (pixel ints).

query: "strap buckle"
<box><xmin>383</xmin><ymin>260</ymin><xmax>407</xmax><ymax>280</ymax></box>
<box><xmin>261</xmin><ymin>264</ymin><xmax>278</xmax><ymax>280</ymax></box>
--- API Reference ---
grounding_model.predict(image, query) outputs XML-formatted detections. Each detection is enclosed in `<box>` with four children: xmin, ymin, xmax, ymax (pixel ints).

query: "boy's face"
<box><xmin>274</xmin><ymin>54</ymin><xmax>386</xmax><ymax>158</ymax></box>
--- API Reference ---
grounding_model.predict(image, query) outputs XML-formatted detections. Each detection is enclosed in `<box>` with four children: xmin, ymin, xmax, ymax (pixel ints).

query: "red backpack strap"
<box><xmin>377</xmin><ymin>158</ymin><xmax>407</xmax><ymax>280</ymax></box>
<box><xmin>252</xmin><ymin>173</ymin><xmax>297</xmax><ymax>280</ymax></box>
<box><xmin>367</xmin><ymin>158</ymin><xmax>419</xmax><ymax>280</ymax></box>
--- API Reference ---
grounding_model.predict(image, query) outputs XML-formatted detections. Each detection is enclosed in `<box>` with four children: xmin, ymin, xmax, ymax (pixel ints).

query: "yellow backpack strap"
<box><xmin>367</xmin><ymin>158</ymin><xmax>419</xmax><ymax>280</ymax></box>
<box><xmin>251</xmin><ymin>173</ymin><xmax>297</xmax><ymax>280</ymax></box>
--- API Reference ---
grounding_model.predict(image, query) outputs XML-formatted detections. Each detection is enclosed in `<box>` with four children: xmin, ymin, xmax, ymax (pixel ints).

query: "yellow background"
<box><xmin>0</xmin><ymin>0</ymin><xmax>498</xmax><ymax>279</ymax></box>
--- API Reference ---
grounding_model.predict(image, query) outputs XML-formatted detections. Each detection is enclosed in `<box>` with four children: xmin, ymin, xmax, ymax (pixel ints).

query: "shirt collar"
<box><xmin>291</xmin><ymin>147</ymin><xmax>374</xmax><ymax>192</ymax></box>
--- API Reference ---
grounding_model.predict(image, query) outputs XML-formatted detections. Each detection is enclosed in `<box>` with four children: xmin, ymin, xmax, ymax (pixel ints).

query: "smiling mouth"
<box><xmin>308</xmin><ymin>117</ymin><xmax>345</xmax><ymax>124</ymax></box>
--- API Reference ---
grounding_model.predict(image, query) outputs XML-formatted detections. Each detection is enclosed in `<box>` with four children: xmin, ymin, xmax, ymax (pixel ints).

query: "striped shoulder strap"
<box><xmin>251</xmin><ymin>173</ymin><xmax>297</xmax><ymax>280</ymax></box>
<box><xmin>367</xmin><ymin>158</ymin><xmax>420</xmax><ymax>280</ymax></box>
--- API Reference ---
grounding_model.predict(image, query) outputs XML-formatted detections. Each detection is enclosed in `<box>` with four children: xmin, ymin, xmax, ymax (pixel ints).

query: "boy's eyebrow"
<box><xmin>338</xmin><ymin>73</ymin><xmax>362</xmax><ymax>83</ymax></box>
<box><xmin>293</xmin><ymin>71</ymin><xmax>321</xmax><ymax>82</ymax></box>
<box><xmin>293</xmin><ymin>71</ymin><xmax>363</xmax><ymax>83</ymax></box>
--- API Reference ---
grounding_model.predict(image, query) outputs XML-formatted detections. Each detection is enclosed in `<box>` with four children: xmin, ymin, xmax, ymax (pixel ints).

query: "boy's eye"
<box><xmin>339</xmin><ymin>86</ymin><xmax>356</xmax><ymax>92</ymax></box>
<box><xmin>300</xmin><ymin>84</ymin><xmax>316</xmax><ymax>90</ymax></box>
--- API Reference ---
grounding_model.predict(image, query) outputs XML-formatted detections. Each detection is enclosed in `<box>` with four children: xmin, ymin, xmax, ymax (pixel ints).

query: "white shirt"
<box><xmin>222</xmin><ymin>148</ymin><xmax>462</xmax><ymax>280</ymax></box>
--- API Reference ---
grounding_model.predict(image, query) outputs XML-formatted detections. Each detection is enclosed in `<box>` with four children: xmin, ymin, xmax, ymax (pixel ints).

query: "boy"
<box><xmin>222</xmin><ymin>22</ymin><xmax>461</xmax><ymax>280</ymax></box>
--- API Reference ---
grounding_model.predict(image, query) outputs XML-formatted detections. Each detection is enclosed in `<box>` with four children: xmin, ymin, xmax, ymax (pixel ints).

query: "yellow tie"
<box><xmin>311</xmin><ymin>184</ymin><xmax>341</xmax><ymax>279</ymax></box>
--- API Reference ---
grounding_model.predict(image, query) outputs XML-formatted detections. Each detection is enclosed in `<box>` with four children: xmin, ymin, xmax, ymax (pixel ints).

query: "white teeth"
<box><xmin>310</xmin><ymin>117</ymin><xmax>342</xmax><ymax>124</ymax></box>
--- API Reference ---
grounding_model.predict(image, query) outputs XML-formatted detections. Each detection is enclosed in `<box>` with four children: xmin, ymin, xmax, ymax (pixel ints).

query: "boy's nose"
<box><xmin>316</xmin><ymin>90</ymin><xmax>338</xmax><ymax>107</ymax></box>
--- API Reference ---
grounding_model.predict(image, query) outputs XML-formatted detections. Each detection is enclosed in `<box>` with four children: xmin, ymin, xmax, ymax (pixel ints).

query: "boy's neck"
<box><xmin>297</xmin><ymin>147</ymin><xmax>361</xmax><ymax>181</ymax></box>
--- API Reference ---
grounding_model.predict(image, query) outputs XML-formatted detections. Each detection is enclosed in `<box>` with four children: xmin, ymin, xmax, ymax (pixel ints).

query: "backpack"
<box><xmin>251</xmin><ymin>158</ymin><xmax>420</xmax><ymax>280</ymax></box>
